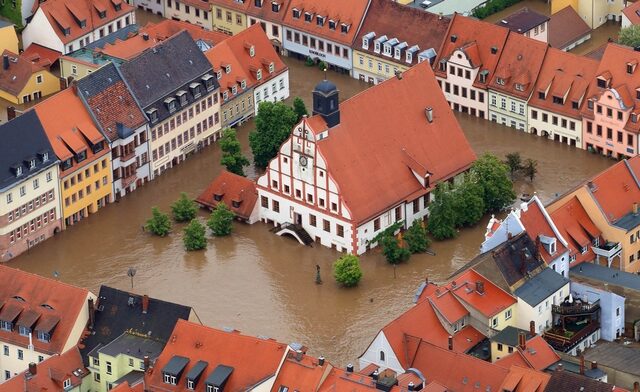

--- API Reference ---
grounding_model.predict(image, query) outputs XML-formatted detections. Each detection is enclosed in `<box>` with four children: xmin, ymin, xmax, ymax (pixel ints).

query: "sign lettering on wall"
<box><xmin>309</xmin><ymin>49</ymin><xmax>326</xmax><ymax>59</ymax></box>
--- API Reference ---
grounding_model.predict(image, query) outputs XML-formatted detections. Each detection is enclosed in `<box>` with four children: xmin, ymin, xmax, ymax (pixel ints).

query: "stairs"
<box><xmin>276</xmin><ymin>222</ymin><xmax>314</xmax><ymax>246</ymax></box>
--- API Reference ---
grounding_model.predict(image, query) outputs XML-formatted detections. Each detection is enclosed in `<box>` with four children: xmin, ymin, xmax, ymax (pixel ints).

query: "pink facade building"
<box><xmin>582</xmin><ymin>44</ymin><xmax>640</xmax><ymax>159</ymax></box>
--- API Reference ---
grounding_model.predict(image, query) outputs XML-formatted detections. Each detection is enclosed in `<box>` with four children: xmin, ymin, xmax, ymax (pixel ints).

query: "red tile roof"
<box><xmin>489</xmin><ymin>32</ymin><xmax>548</xmax><ymax>100</ymax></box>
<box><xmin>549</xmin><ymin>196</ymin><xmax>602</xmax><ymax>267</ymax></box>
<box><xmin>36</xmin><ymin>0</ymin><xmax>133</xmax><ymax>44</ymax></box>
<box><xmin>245</xmin><ymin>0</ymin><xmax>292</xmax><ymax>22</ymax></box>
<box><xmin>587</xmin><ymin>156</ymin><xmax>640</xmax><ymax>224</ymax></box>
<box><xmin>0</xmin><ymin>347</ymin><xmax>87</xmax><ymax>392</ymax></box>
<box><xmin>353</xmin><ymin>0</ymin><xmax>450</xmax><ymax>67</ymax></box>
<box><xmin>196</xmin><ymin>171</ymin><xmax>258</xmax><ymax>220</ymax></box>
<box><xmin>495</xmin><ymin>351</ymin><xmax>532</xmax><ymax>369</ymax></box>
<box><xmin>317</xmin><ymin>367</ymin><xmax>401</xmax><ymax>392</ymax></box>
<box><xmin>111</xmin><ymin>382</ymin><xmax>144</xmax><ymax>392</ymax></box>
<box><xmin>270</xmin><ymin>352</ymin><xmax>328</xmax><ymax>391</ymax></box>
<box><xmin>428</xmin><ymin>291</ymin><xmax>467</xmax><ymax>324</ymax></box>
<box><xmin>282</xmin><ymin>0</ymin><xmax>370</xmax><ymax>46</ymax></box>
<box><xmin>411</xmin><ymin>341</ymin><xmax>509</xmax><ymax>391</ymax></box>
<box><xmin>434</xmin><ymin>14</ymin><xmax>510</xmax><ymax>89</ymax></box>
<box><xmin>145</xmin><ymin>319</ymin><xmax>288</xmax><ymax>392</ymax></box>
<box><xmin>549</xmin><ymin>6</ymin><xmax>591</xmax><ymax>50</ymax></box>
<box><xmin>306</xmin><ymin>61</ymin><xmax>476</xmax><ymax>224</ymax></box>
<box><xmin>99</xmin><ymin>20</ymin><xmax>229</xmax><ymax>60</ymax></box>
<box><xmin>205</xmin><ymin>24</ymin><xmax>287</xmax><ymax>101</ymax></box>
<box><xmin>447</xmin><ymin>269</ymin><xmax>517</xmax><ymax>318</ymax></box>
<box><xmin>519</xmin><ymin>335</ymin><xmax>560</xmax><ymax>371</ymax></box>
<box><xmin>0</xmin><ymin>265</ymin><xmax>89</xmax><ymax>355</ymax></box>
<box><xmin>519</xmin><ymin>197</ymin><xmax>568</xmax><ymax>264</ymax></box>
<box><xmin>528</xmin><ymin>47</ymin><xmax>599</xmax><ymax>120</ymax></box>
<box><xmin>623</xmin><ymin>1</ymin><xmax>640</xmax><ymax>26</ymax></box>
<box><xmin>0</xmin><ymin>50</ymin><xmax>53</xmax><ymax>96</ymax></box>
<box><xmin>33</xmin><ymin>88</ymin><xmax>108</xmax><ymax>173</ymax></box>
<box><xmin>21</xmin><ymin>43</ymin><xmax>62</xmax><ymax>65</ymax></box>
<box><xmin>582</xmin><ymin>43</ymin><xmax>640</xmax><ymax>134</ymax></box>
<box><xmin>500</xmin><ymin>365</ymin><xmax>550</xmax><ymax>392</ymax></box>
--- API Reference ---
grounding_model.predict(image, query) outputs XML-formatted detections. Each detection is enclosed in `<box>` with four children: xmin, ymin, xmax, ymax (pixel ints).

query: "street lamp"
<box><xmin>127</xmin><ymin>267</ymin><xmax>136</xmax><ymax>290</ymax></box>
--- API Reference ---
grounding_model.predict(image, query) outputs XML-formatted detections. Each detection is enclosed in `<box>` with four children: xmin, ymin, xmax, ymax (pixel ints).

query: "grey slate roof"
<box><xmin>489</xmin><ymin>326</ymin><xmax>532</xmax><ymax>346</ymax></box>
<box><xmin>612</xmin><ymin>210</ymin><xmax>640</xmax><ymax>231</ymax></box>
<box><xmin>0</xmin><ymin>110</ymin><xmax>57</xmax><ymax>192</ymax></box>
<box><xmin>84</xmin><ymin>24</ymin><xmax>139</xmax><ymax>51</ymax></box>
<box><xmin>79</xmin><ymin>285</ymin><xmax>193</xmax><ymax>366</ymax></box>
<box><xmin>77</xmin><ymin>62</ymin><xmax>122</xmax><ymax>98</ymax></box>
<box><xmin>570</xmin><ymin>262</ymin><xmax>640</xmax><ymax>291</ymax></box>
<box><xmin>583</xmin><ymin>341</ymin><xmax>640</xmax><ymax>377</ymax></box>
<box><xmin>119</xmin><ymin>31</ymin><xmax>217</xmax><ymax>122</ymax></box>
<box><xmin>0</xmin><ymin>20</ymin><xmax>13</xmax><ymax>28</ymax></box>
<box><xmin>497</xmin><ymin>7</ymin><xmax>549</xmax><ymax>33</ymax></box>
<box><xmin>514</xmin><ymin>267</ymin><xmax>569</xmax><ymax>307</ymax></box>
<box><xmin>98</xmin><ymin>332</ymin><xmax>165</xmax><ymax>359</ymax></box>
<box><xmin>113</xmin><ymin>371</ymin><xmax>144</xmax><ymax>386</ymax></box>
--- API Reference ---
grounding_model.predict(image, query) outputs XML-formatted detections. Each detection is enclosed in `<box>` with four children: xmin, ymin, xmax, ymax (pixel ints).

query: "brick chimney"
<box><xmin>591</xmin><ymin>361</ymin><xmax>597</xmax><ymax>370</ymax></box>
<box><xmin>579</xmin><ymin>351</ymin><xmax>585</xmax><ymax>375</ymax></box>
<box><xmin>633</xmin><ymin>381</ymin><xmax>639</xmax><ymax>392</ymax></box>
<box><xmin>28</xmin><ymin>362</ymin><xmax>37</xmax><ymax>376</ymax></box>
<box><xmin>517</xmin><ymin>331</ymin><xmax>526</xmax><ymax>351</ymax></box>
<box><xmin>143</xmin><ymin>355</ymin><xmax>150</xmax><ymax>371</ymax></box>
<box><xmin>475</xmin><ymin>281</ymin><xmax>485</xmax><ymax>295</ymax></box>
<box><xmin>448</xmin><ymin>335</ymin><xmax>453</xmax><ymax>351</ymax></box>
<box><xmin>88</xmin><ymin>298</ymin><xmax>95</xmax><ymax>330</ymax></box>
<box><xmin>529</xmin><ymin>320</ymin><xmax>535</xmax><ymax>336</ymax></box>
<box><xmin>142</xmin><ymin>294</ymin><xmax>149</xmax><ymax>314</ymax></box>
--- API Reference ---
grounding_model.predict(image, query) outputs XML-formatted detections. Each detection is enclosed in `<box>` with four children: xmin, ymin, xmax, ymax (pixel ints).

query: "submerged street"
<box><xmin>10</xmin><ymin>57</ymin><xmax>613</xmax><ymax>366</ymax></box>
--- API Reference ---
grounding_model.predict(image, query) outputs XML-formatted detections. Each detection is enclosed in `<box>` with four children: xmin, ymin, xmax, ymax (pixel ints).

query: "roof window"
<box><xmin>292</xmin><ymin>8</ymin><xmax>300</xmax><ymax>18</ymax></box>
<box><xmin>340</xmin><ymin>23</ymin><xmax>349</xmax><ymax>34</ymax></box>
<box><xmin>328</xmin><ymin>19</ymin><xmax>336</xmax><ymax>30</ymax></box>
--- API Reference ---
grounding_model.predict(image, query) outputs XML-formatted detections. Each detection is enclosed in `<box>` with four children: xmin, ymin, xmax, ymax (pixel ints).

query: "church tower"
<box><xmin>312</xmin><ymin>79</ymin><xmax>340</xmax><ymax>128</ymax></box>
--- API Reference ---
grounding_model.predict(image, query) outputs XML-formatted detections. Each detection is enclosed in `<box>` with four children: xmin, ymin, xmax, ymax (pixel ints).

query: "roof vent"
<box><xmin>491</xmin><ymin>46</ymin><xmax>498</xmax><ymax>54</ymax></box>
<box><xmin>346</xmin><ymin>364</ymin><xmax>354</xmax><ymax>373</ymax></box>
<box><xmin>450</xmin><ymin>35</ymin><xmax>457</xmax><ymax>43</ymax></box>
<box><xmin>142</xmin><ymin>33</ymin><xmax>149</xmax><ymax>41</ymax></box>
<box><xmin>425</xmin><ymin>107</ymin><xmax>433</xmax><ymax>123</ymax></box>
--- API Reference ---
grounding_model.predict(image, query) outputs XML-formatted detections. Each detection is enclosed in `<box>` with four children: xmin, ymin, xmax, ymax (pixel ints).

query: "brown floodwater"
<box><xmin>9</xmin><ymin>57</ymin><xmax>613</xmax><ymax>366</ymax></box>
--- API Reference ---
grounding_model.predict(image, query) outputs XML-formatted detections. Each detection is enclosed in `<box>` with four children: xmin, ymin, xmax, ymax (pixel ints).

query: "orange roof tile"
<box><xmin>623</xmin><ymin>1</ymin><xmax>640</xmax><ymax>26</ymax></box>
<box><xmin>549</xmin><ymin>6</ymin><xmax>591</xmax><ymax>50</ymax></box>
<box><xmin>495</xmin><ymin>350</ymin><xmax>532</xmax><ymax>369</ymax></box>
<box><xmin>145</xmin><ymin>320</ymin><xmax>288</xmax><ymax>392</ymax></box>
<box><xmin>282</xmin><ymin>0</ymin><xmax>370</xmax><ymax>46</ymax></box>
<box><xmin>447</xmin><ymin>269</ymin><xmax>516</xmax><ymax>318</ymax></box>
<box><xmin>305</xmin><ymin>61</ymin><xmax>476</xmax><ymax>224</ymax></box>
<box><xmin>245</xmin><ymin>0</ymin><xmax>292</xmax><ymax>22</ymax></box>
<box><xmin>519</xmin><ymin>198</ymin><xmax>568</xmax><ymax>264</ymax></box>
<box><xmin>428</xmin><ymin>291</ymin><xmax>468</xmax><ymax>324</ymax></box>
<box><xmin>434</xmin><ymin>14</ymin><xmax>510</xmax><ymax>89</ymax></box>
<box><xmin>270</xmin><ymin>352</ymin><xmax>329</xmax><ymax>392</ymax></box>
<box><xmin>0</xmin><ymin>50</ymin><xmax>53</xmax><ymax>96</ymax></box>
<box><xmin>196</xmin><ymin>171</ymin><xmax>258</xmax><ymax>220</ymax></box>
<box><xmin>500</xmin><ymin>365</ymin><xmax>550</xmax><ymax>392</ymax></box>
<box><xmin>33</xmin><ymin>87</ymin><xmax>108</xmax><ymax>172</ymax></box>
<box><xmin>519</xmin><ymin>335</ymin><xmax>560</xmax><ymax>371</ymax></box>
<box><xmin>36</xmin><ymin>0</ymin><xmax>133</xmax><ymax>44</ymax></box>
<box><xmin>549</xmin><ymin>196</ymin><xmax>601</xmax><ymax>267</ymax></box>
<box><xmin>0</xmin><ymin>347</ymin><xmax>88</xmax><ymax>392</ymax></box>
<box><xmin>411</xmin><ymin>341</ymin><xmax>509</xmax><ymax>391</ymax></box>
<box><xmin>528</xmin><ymin>47</ymin><xmax>598</xmax><ymax>120</ymax></box>
<box><xmin>0</xmin><ymin>265</ymin><xmax>89</xmax><ymax>356</ymax></box>
<box><xmin>489</xmin><ymin>32</ymin><xmax>548</xmax><ymax>99</ymax></box>
<box><xmin>110</xmin><ymin>382</ymin><xmax>144</xmax><ymax>392</ymax></box>
<box><xmin>587</xmin><ymin>156</ymin><xmax>640</xmax><ymax>225</ymax></box>
<box><xmin>317</xmin><ymin>367</ymin><xmax>400</xmax><ymax>392</ymax></box>
<box><xmin>100</xmin><ymin>20</ymin><xmax>229</xmax><ymax>60</ymax></box>
<box><xmin>582</xmin><ymin>44</ymin><xmax>640</xmax><ymax>134</ymax></box>
<box><xmin>21</xmin><ymin>43</ymin><xmax>62</xmax><ymax>65</ymax></box>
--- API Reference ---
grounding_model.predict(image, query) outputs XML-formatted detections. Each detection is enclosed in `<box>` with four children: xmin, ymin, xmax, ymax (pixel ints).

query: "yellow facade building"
<box><xmin>210</xmin><ymin>0</ymin><xmax>249</xmax><ymax>35</ymax></box>
<box><xmin>551</xmin><ymin>0</ymin><xmax>625</xmax><ymax>28</ymax></box>
<box><xmin>0</xmin><ymin>50</ymin><xmax>60</xmax><ymax>105</ymax></box>
<box><xmin>34</xmin><ymin>88</ymin><xmax>112</xmax><ymax>229</ymax></box>
<box><xmin>0</xmin><ymin>21</ymin><xmax>18</xmax><ymax>54</ymax></box>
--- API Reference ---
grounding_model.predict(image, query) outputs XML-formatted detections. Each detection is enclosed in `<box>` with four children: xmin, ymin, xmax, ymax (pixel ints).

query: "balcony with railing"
<box><xmin>544</xmin><ymin>321</ymin><xmax>600</xmax><ymax>352</ymax></box>
<box><xmin>592</xmin><ymin>241</ymin><xmax>621</xmax><ymax>260</ymax></box>
<box><xmin>552</xmin><ymin>299</ymin><xmax>600</xmax><ymax>316</ymax></box>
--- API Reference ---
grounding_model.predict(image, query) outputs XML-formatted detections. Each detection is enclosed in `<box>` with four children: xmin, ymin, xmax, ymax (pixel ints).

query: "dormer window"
<box><xmin>406</xmin><ymin>51</ymin><xmax>412</xmax><ymax>63</ymax></box>
<box><xmin>29</xmin><ymin>159</ymin><xmax>36</xmax><ymax>169</ymax></box>
<box><xmin>292</xmin><ymin>8</ymin><xmax>300</xmax><ymax>18</ymax></box>
<box><xmin>36</xmin><ymin>330</ymin><xmax>50</xmax><ymax>342</ymax></box>
<box><xmin>92</xmin><ymin>141</ymin><xmax>104</xmax><ymax>154</ymax></box>
<box><xmin>633</xmin><ymin>113</ymin><xmax>638</xmax><ymax>123</ymax></box>
<box><xmin>223</xmin><ymin>91</ymin><xmax>229</xmax><ymax>101</ymax></box>
<box><xmin>166</xmin><ymin>98</ymin><xmax>177</xmax><ymax>113</ymax></box>
<box><xmin>374</xmin><ymin>41</ymin><xmax>381</xmax><ymax>53</ymax></box>
<box><xmin>61</xmin><ymin>158</ymin><xmax>73</xmax><ymax>170</ymax></box>
<box><xmin>316</xmin><ymin>15</ymin><xmax>324</xmax><ymax>26</ymax></box>
<box><xmin>383</xmin><ymin>44</ymin><xmax>392</xmax><ymax>56</ymax></box>
<box><xmin>257</xmin><ymin>69</ymin><xmax>262</xmax><ymax>80</ymax></box>
<box><xmin>269</xmin><ymin>62</ymin><xmax>274</xmax><ymax>73</ymax></box>
<box><xmin>572</xmin><ymin>101</ymin><xmax>579</xmax><ymax>109</ymax></box>
<box><xmin>254</xmin><ymin>0</ymin><xmax>262</xmax><ymax>7</ymax></box>
<box><xmin>63</xmin><ymin>379</ymin><xmax>71</xmax><ymax>389</ymax></box>
<box><xmin>241</xmin><ymin>80</ymin><xmax>246</xmax><ymax>89</ymax></box>
<box><xmin>439</xmin><ymin>59</ymin><xmax>446</xmax><ymax>72</ymax></box>
<box><xmin>328</xmin><ymin>20</ymin><xmax>336</xmax><ymax>30</ymax></box>
<box><xmin>147</xmin><ymin>109</ymin><xmax>158</xmax><ymax>123</ymax></box>
<box><xmin>538</xmin><ymin>91</ymin><xmax>545</xmax><ymax>100</ymax></box>
<box><xmin>75</xmin><ymin>150</ymin><xmax>87</xmax><ymax>163</ymax></box>
<box><xmin>479</xmin><ymin>70</ymin><xmax>488</xmax><ymax>84</ymax></box>
<box><xmin>0</xmin><ymin>321</ymin><xmax>12</xmax><ymax>331</ymax></box>
<box><xmin>249</xmin><ymin>46</ymin><xmax>255</xmax><ymax>57</ymax></box>
<box><xmin>225</xmin><ymin>65</ymin><xmax>231</xmax><ymax>74</ymax></box>
<box><xmin>340</xmin><ymin>23</ymin><xmax>349</xmax><ymax>34</ymax></box>
<box><xmin>63</xmin><ymin>27</ymin><xmax>71</xmax><ymax>36</ymax></box>
<box><xmin>553</xmin><ymin>95</ymin><xmax>563</xmax><ymax>104</ymax></box>
<box><xmin>304</xmin><ymin>12</ymin><xmax>312</xmax><ymax>22</ymax></box>
<box><xmin>203</xmin><ymin>75</ymin><xmax>214</xmax><ymax>90</ymax></box>
<box><xmin>177</xmin><ymin>91</ymin><xmax>188</xmax><ymax>106</ymax></box>
<box><xmin>394</xmin><ymin>48</ymin><xmax>401</xmax><ymax>59</ymax></box>
<box><xmin>581</xmin><ymin>245</ymin><xmax>588</xmax><ymax>254</ymax></box>
<box><xmin>231</xmin><ymin>85</ymin><xmax>237</xmax><ymax>95</ymax></box>
<box><xmin>98</xmin><ymin>10</ymin><xmax>106</xmax><ymax>18</ymax></box>
<box><xmin>515</xmin><ymin>83</ymin><xmax>524</xmax><ymax>92</ymax></box>
<box><xmin>628</xmin><ymin>61</ymin><xmax>637</xmax><ymax>74</ymax></box>
<box><xmin>496</xmin><ymin>77</ymin><xmax>505</xmax><ymax>86</ymax></box>
<box><xmin>271</xmin><ymin>1</ymin><xmax>280</xmax><ymax>12</ymax></box>
<box><xmin>596</xmin><ymin>77</ymin><xmax>608</xmax><ymax>88</ymax></box>
<box><xmin>216</xmin><ymin>70</ymin><xmax>222</xmax><ymax>80</ymax></box>
<box><xmin>232</xmin><ymin>200</ymin><xmax>240</xmax><ymax>208</ymax></box>
<box><xmin>18</xmin><ymin>326</ymin><xmax>30</xmax><ymax>336</ymax></box>
<box><xmin>42</xmin><ymin>152</ymin><xmax>49</xmax><ymax>162</ymax></box>
<box><xmin>362</xmin><ymin>37</ymin><xmax>369</xmax><ymax>49</ymax></box>
<box><xmin>114</xmin><ymin>3</ymin><xmax>121</xmax><ymax>11</ymax></box>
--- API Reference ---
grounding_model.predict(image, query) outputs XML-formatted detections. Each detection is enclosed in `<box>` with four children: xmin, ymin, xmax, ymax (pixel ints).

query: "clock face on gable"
<box><xmin>299</xmin><ymin>155</ymin><xmax>308</xmax><ymax>167</ymax></box>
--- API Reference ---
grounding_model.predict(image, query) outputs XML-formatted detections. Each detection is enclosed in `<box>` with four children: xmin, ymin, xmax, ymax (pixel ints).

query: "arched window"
<box><xmin>379</xmin><ymin>351</ymin><xmax>385</xmax><ymax>361</ymax></box>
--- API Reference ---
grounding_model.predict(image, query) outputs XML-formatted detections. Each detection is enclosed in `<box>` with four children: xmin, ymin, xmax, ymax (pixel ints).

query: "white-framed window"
<box><xmin>36</xmin><ymin>75</ymin><xmax>43</xmax><ymax>84</ymax></box>
<box><xmin>491</xmin><ymin>317</ymin><xmax>498</xmax><ymax>328</ymax></box>
<box><xmin>257</xmin><ymin>69</ymin><xmax>262</xmax><ymax>80</ymax></box>
<box><xmin>6</xmin><ymin>193</ymin><xmax>12</xmax><ymax>204</ymax></box>
<box><xmin>269</xmin><ymin>62</ymin><xmax>274</xmax><ymax>73</ymax></box>
<box><xmin>20</xmin><ymin>186</ymin><xmax>26</xmax><ymax>196</ymax></box>
<box><xmin>33</xmin><ymin>179</ymin><xmax>39</xmax><ymax>189</ymax></box>
<box><xmin>225</xmin><ymin>65</ymin><xmax>231</xmax><ymax>74</ymax></box>
<box><xmin>504</xmin><ymin>309</ymin><xmax>512</xmax><ymax>320</ymax></box>
<box><xmin>63</xmin><ymin>379</ymin><xmax>71</xmax><ymax>389</ymax></box>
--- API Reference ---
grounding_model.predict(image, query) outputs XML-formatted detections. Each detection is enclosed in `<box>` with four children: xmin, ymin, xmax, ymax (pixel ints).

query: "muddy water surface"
<box><xmin>10</xmin><ymin>58</ymin><xmax>613</xmax><ymax>366</ymax></box>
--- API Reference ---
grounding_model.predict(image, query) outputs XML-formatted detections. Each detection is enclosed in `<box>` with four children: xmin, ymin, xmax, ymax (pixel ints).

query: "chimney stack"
<box><xmin>372</xmin><ymin>370</ymin><xmax>379</xmax><ymax>381</ymax></box>
<box><xmin>395</xmin><ymin>70</ymin><xmax>403</xmax><ymax>80</ymax></box>
<box><xmin>591</xmin><ymin>361</ymin><xmax>597</xmax><ymax>370</ymax></box>
<box><xmin>318</xmin><ymin>356</ymin><xmax>325</xmax><ymax>366</ymax></box>
<box><xmin>425</xmin><ymin>276</ymin><xmax>429</xmax><ymax>286</ymax></box>
<box><xmin>88</xmin><ymin>298</ymin><xmax>95</xmax><ymax>330</ymax></box>
<box><xmin>517</xmin><ymin>331</ymin><xmax>526</xmax><ymax>351</ymax></box>
<box><xmin>633</xmin><ymin>381</ymin><xmax>639</xmax><ymax>392</ymax></box>
<box><xmin>556</xmin><ymin>363</ymin><xmax>564</xmax><ymax>372</ymax></box>
<box><xmin>346</xmin><ymin>364</ymin><xmax>354</xmax><ymax>373</ymax></box>
<box><xmin>529</xmin><ymin>320</ymin><xmax>536</xmax><ymax>336</ymax></box>
<box><xmin>142</xmin><ymin>294</ymin><xmax>149</xmax><ymax>314</ymax></box>
<box><xmin>7</xmin><ymin>106</ymin><xmax>16</xmax><ymax>121</ymax></box>
<box><xmin>448</xmin><ymin>335</ymin><xmax>453</xmax><ymax>351</ymax></box>
<box><xmin>425</xmin><ymin>107</ymin><xmax>433</xmax><ymax>123</ymax></box>
<box><xmin>295</xmin><ymin>350</ymin><xmax>303</xmax><ymax>361</ymax></box>
<box><xmin>408</xmin><ymin>382</ymin><xmax>415</xmax><ymax>391</ymax></box>
<box><xmin>28</xmin><ymin>363</ymin><xmax>37</xmax><ymax>376</ymax></box>
<box><xmin>142</xmin><ymin>32</ymin><xmax>149</xmax><ymax>41</ymax></box>
<box><xmin>475</xmin><ymin>281</ymin><xmax>485</xmax><ymax>295</ymax></box>
<box><xmin>143</xmin><ymin>355</ymin><xmax>150</xmax><ymax>371</ymax></box>
<box><xmin>3</xmin><ymin>54</ymin><xmax>9</xmax><ymax>70</ymax></box>
<box><xmin>579</xmin><ymin>351</ymin><xmax>585</xmax><ymax>375</ymax></box>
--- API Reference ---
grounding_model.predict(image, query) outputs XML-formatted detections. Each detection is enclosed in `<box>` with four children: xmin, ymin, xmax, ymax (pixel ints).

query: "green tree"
<box><xmin>471</xmin><ymin>153</ymin><xmax>515</xmax><ymax>212</ymax></box>
<box><xmin>332</xmin><ymin>254</ymin><xmax>363</xmax><ymax>287</ymax></box>
<box><xmin>619</xmin><ymin>25</ymin><xmax>640</xmax><ymax>48</ymax></box>
<box><xmin>145</xmin><ymin>207</ymin><xmax>172</xmax><ymax>236</ymax></box>
<box><xmin>522</xmin><ymin>158</ymin><xmax>538</xmax><ymax>182</ymax></box>
<box><xmin>427</xmin><ymin>183</ymin><xmax>457</xmax><ymax>240</ymax></box>
<box><xmin>293</xmin><ymin>97</ymin><xmax>308</xmax><ymax>121</ymax></box>
<box><xmin>379</xmin><ymin>234</ymin><xmax>411</xmax><ymax>264</ymax></box>
<box><xmin>452</xmin><ymin>174</ymin><xmax>486</xmax><ymax>227</ymax></box>
<box><xmin>404</xmin><ymin>220</ymin><xmax>431</xmax><ymax>254</ymax></box>
<box><xmin>249</xmin><ymin>101</ymin><xmax>298</xmax><ymax>169</ymax></box>
<box><xmin>171</xmin><ymin>192</ymin><xmax>198</xmax><ymax>222</ymax></box>
<box><xmin>220</xmin><ymin>128</ymin><xmax>249</xmax><ymax>176</ymax></box>
<box><xmin>207</xmin><ymin>202</ymin><xmax>234</xmax><ymax>236</ymax></box>
<box><xmin>183</xmin><ymin>219</ymin><xmax>207</xmax><ymax>251</ymax></box>
<box><xmin>505</xmin><ymin>152</ymin><xmax>522</xmax><ymax>179</ymax></box>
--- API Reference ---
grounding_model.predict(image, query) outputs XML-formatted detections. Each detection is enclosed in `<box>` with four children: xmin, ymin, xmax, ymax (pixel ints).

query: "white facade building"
<box><xmin>253</xmin><ymin>69</ymin><xmax>290</xmax><ymax>113</ymax></box>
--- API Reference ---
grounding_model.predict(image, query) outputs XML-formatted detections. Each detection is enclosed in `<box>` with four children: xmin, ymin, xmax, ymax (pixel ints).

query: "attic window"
<box><xmin>479</xmin><ymin>70</ymin><xmax>488</xmax><ymax>84</ymax></box>
<box><xmin>114</xmin><ymin>2</ymin><xmax>121</xmax><ymax>11</ymax></box>
<box><xmin>628</xmin><ymin>62</ymin><xmax>637</xmax><ymax>74</ymax></box>
<box><xmin>496</xmin><ymin>77</ymin><xmax>505</xmax><ymax>86</ymax></box>
<box><xmin>553</xmin><ymin>96</ymin><xmax>563</xmax><ymax>104</ymax></box>
<box><xmin>232</xmin><ymin>200</ymin><xmax>240</xmax><ymax>208</ymax></box>
<box><xmin>231</xmin><ymin>85</ymin><xmax>237</xmax><ymax>95</ymax></box>
<box><xmin>13</xmin><ymin>165</ymin><xmax>22</xmax><ymax>177</ymax></box>
<box><xmin>63</xmin><ymin>379</ymin><xmax>71</xmax><ymax>389</ymax></box>
<box><xmin>240</xmin><ymin>80</ymin><xmax>246</xmax><ymax>89</ymax></box>
<box><xmin>572</xmin><ymin>101</ymin><xmax>579</xmax><ymax>109</ymax></box>
<box><xmin>328</xmin><ymin>20</ymin><xmax>336</xmax><ymax>30</ymax></box>
<box><xmin>222</xmin><ymin>91</ymin><xmax>229</xmax><ymax>101</ymax></box>
<box><xmin>249</xmin><ymin>46</ymin><xmax>255</xmax><ymax>57</ymax></box>
<box><xmin>596</xmin><ymin>77</ymin><xmax>608</xmax><ymax>88</ymax></box>
<box><xmin>406</xmin><ymin>51</ymin><xmax>412</xmax><ymax>63</ymax></box>
<box><xmin>41</xmin><ymin>152</ymin><xmax>49</xmax><ymax>162</ymax></box>
<box><xmin>165</xmin><ymin>97</ymin><xmax>177</xmax><ymax>113</ymax></box>
<box><xmin>190</xmin><ymin>83</ymin><xmax>202</xmax><ymax>98</ymax></box>
<box><xmin>439</xmin><ymin>59</ymin><xmax>446</xmax><ymax>72</ymax></box>
<box><xmin>147</xmin><ymin>109</ymin><xmax>158</xmax><ymax>123</ymax></box>
<box><xmin>214</xmin><ymin>194</ymin><xmax>222</xmax><ymax>201</ymax></box>
<box><xmin>203</xmin><ymin>74</ymin><xmax>215</xmax><ymax>90</ymax></box>
<box><xmin>98</xmin><ymin>10</ymin><xmax>106</xmax><ymax>18</ymax></box>
<box><xmin>316</xmin><ymin>15</ymin><xmax>324</xmax><ymax>26</ymax></box>
<box><xmin>515</xmin><ymin>83</ymin><xmax>524</xmax><ymax>92</ymax></box>
<box><xmin>257</xmin><ymin>69</ymin><xmax>262</xmax><ymax>80</ymax></box>
<box><xmin>269</xmin><ymin>62</ymin><xmax>274</xmax><ymax>73</ymax></box>
<box><xmin>292</xmin><ymin>8</ymin><xmax>300</xmax><ymax>18</ymax></box>
<box><xmin>75</xmin><ymin>150</ymin><xmax>87</xmax><ymax>163</ymax></box>
<box><xmin>177</xmin><ymin>91</ymin><xmax>188</xmax><ymax>106</ymax></box>
<box><xmin>29</xmin><ymin>159</ymin><xmax>36</xmax><ymax>169</ymax></box>
<box><xmin>225</xmin><ymin>65</ymin><xmax>231</xmax><ymax>74</ymax></box>
<box><xmin>538</xmin><ymin>91</ymin><xmax>545</xmax><ymax>100</ymax></box>
<box><xmin>41</xmin><ymin>304</ymin><xmax>54</xmax><ymax>310</ymax></box>
<box><xmin>254</xmin><ymin>0</ymin><xmax>262</xmax><ymax>7</ymax></box>
<box><xmin>216</xmin><ymin>70</ymin><xmax>222</xmax><ymax>80</ymax></box>
<box><xmin>340</xmin><ymin>23</ymin><xmax>349</xmax><ymax>34</ymax></box>
<box><xmin>362</xmin><ymin>37</ymin><xmax>369</xmax><ymax>49</ymax></box>
<box><xmin>271</xmin><ymin>1</ymin><xmax>280</xmax><ymax>12</ymax></box>
<box><xmin>63</xmin><ymin>27</ymin><xmax>71</xmax><ymax>36</ymax></box>
<box><xmin>304</xmin><ymin>12</ymin><xmax>312</xmax><ymax>22</ymax></box>
<box><xmin>633</xmin><ymin>113</ymin><xmax>638</xmax><ymax>123</ymax></box>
